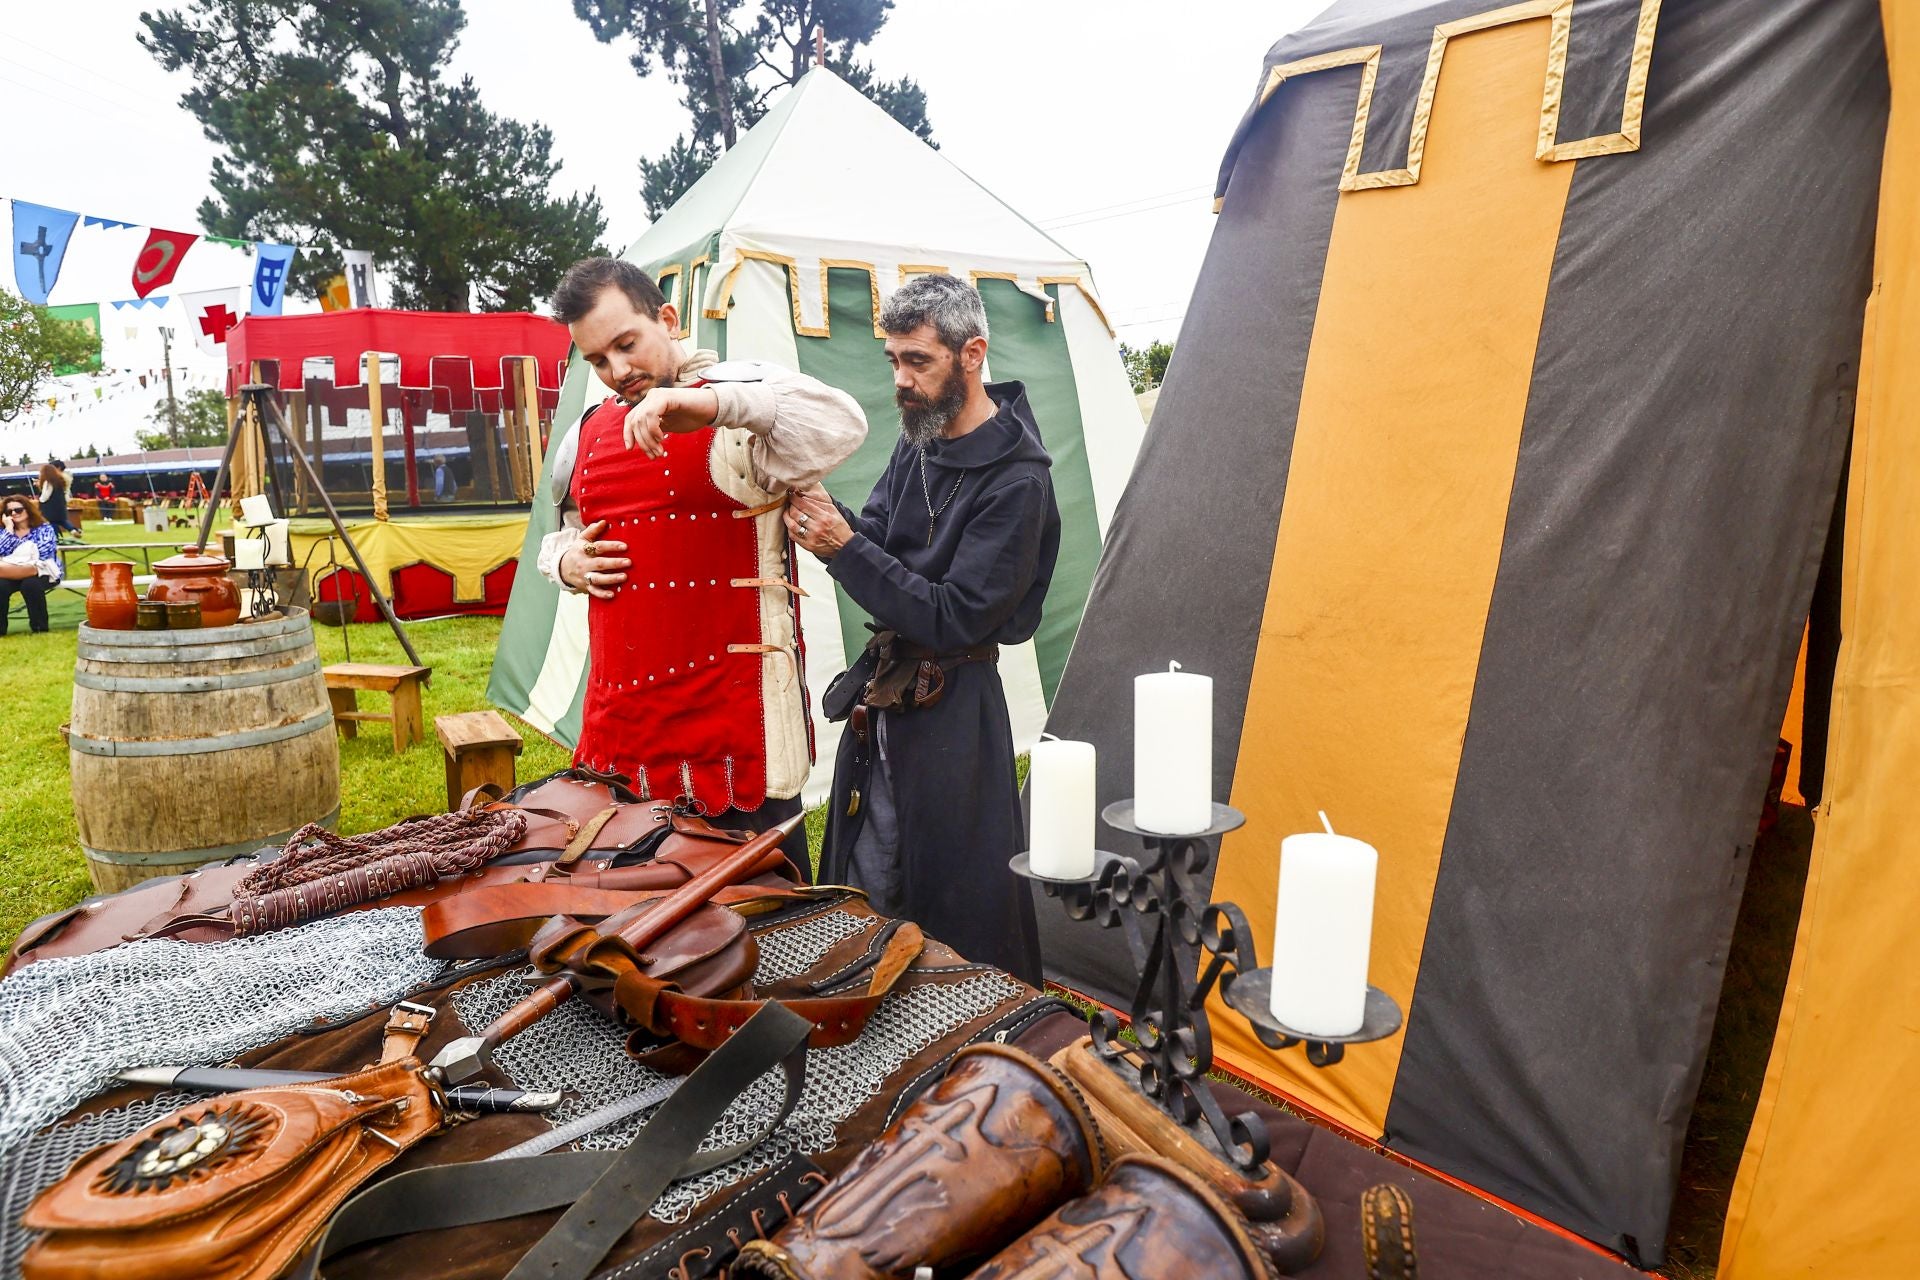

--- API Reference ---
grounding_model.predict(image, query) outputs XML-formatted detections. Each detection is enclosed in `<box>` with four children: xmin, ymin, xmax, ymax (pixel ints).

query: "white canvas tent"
<box><xmin>491</xmin><ymin>68</ymin><xmax>1145</xmax><ymax>803</ymax></box>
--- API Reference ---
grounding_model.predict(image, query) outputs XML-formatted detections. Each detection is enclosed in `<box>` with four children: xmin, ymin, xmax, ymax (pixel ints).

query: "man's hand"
<box><xmin>559</xmin><ymin>519</ymin><xmax>631</xmax><ymax>600</ymax></box>
<box><xmin>785</xmin><ymin>487</ymin><xmax>851</xmax><ymax>560</ymax></box>
<box><xmin>623</xmin><ymin>387</ymin><xmax>720</xmax><ymax>457</ymax></box>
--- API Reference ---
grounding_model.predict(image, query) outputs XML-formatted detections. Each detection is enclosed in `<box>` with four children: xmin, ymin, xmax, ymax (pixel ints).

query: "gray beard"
<box><xmin>898</xmin><ymin>378</ymin><xmax>969</xmax><ymax>446</ymax></box>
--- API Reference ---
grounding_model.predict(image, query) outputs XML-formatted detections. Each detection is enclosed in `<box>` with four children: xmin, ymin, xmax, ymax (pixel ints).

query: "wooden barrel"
<box><xmin>69</xmin><ymin>608</ymin><xmax>340</xmax><ymax>892</ymax></box>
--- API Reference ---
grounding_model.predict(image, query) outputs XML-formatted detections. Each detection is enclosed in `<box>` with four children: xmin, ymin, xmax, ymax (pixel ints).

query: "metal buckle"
<box><xmin>396</xmin><ymin>1000</ymin><xmax>437</xmax><ymax>1023</ymax></box>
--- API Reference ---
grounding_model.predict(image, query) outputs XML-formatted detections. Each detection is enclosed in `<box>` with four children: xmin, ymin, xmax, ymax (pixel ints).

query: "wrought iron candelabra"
<box><xmin>1013</xmin><ymin>799</ymin><xmax>1403</xmax><ymax>1174</ymax></box>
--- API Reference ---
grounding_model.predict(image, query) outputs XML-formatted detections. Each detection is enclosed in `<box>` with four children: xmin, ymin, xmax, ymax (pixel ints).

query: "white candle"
<box><xmin>1133</xmin><ymin>663</ymin><xmax>1212</xmax><ymax>834</ymax></box>
<box><xmin>239</xmin><ymin>494</ymin><xmax>274</xmax><ymax>526</ymax></box>
<box><xmin>1028</xmin><ymin>738</ymin><xmax>1096</xmax><ymax>879</ymax></box>
<box><xmin>1268</xmin><ymin>831</ymin><xmax>1378</xmax><ymax>1037</ymax></box>
<box><xmin>233</xmin><ymin>538</ymin><xmax>267</xmax><ymax>571</ymax></box>
<box><xmin>263</xmin><ymin>518</ymin><xmax>291</xmax><ymax>566</ymax></box>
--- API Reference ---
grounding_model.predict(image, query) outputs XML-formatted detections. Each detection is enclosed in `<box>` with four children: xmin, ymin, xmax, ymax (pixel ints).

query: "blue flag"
<box><xmin>11</xmin><ymin>201</ymin><xmax>80</xmax><ymax>304</ymax></box>
<box><xmin>251</xmin><ymin>242</ymin><xmax>297</xmax><ymax>315</ymax></box>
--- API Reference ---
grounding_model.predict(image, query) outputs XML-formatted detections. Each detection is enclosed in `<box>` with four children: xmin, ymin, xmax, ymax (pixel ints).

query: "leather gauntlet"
<box><xmin>20</xmin><ymin>1058</ymin><xmax>439</xmax><ymax>1280</ymax></box>
<box><xmin>734</xmin><ymin>1043</ymin><xmax>1105</xmax><ymax>1279</ymax></box>
<box><xmin>970</xmin><ymin>1154</ymin><xmax>1278</xmax><ymax>1280</ymax></box>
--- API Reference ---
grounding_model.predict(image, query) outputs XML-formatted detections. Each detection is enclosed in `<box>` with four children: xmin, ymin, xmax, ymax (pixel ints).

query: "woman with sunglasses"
<box><xmin>0</xmin><ymin>495</ymin><xmax>63</xmax><ymax>634</ymax></box>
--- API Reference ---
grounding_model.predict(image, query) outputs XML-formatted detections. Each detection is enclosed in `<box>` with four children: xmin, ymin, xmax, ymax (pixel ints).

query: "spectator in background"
<box><xmin>0</xmin><ymin>496</ymin><xmax>63</xmax><ymax>635</ymax></box>
<box><xmin>93</xmin><ymin>475</ymin><xmax>116</xmax><ymax>506</ymax></box>
<box><xmin>38</xmin><ymin>462</ymin><xmax>80</xmax><ymax>541</ymax></box>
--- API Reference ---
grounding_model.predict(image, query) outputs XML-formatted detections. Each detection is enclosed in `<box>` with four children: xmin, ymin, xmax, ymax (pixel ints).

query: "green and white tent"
<box><xmin>489</xmin><ymin>67</ymin><xmax>1145</xmax><ymax>803</ymax></box>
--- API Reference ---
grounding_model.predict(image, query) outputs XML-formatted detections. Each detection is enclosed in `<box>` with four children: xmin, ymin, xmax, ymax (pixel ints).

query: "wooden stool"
<box><xmin>324</xmin><ymin>663</ymin><xmax>432</xmax><ymax>753</ymax></box>
<box><xmin>436</xmin><ymin>710</ymin><xmax>523</xmax><ymax>811</ymax></box>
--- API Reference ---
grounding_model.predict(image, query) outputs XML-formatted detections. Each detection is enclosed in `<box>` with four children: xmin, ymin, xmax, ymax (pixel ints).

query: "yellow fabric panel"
<box><xmin>1720</xmin><ymin>4</ymin><xmax>1916</xmax><ymax>1275</ymax></box>
<box><xmin>1778</xmin><ymin>624</ymin><xmax>1807</xmax><ymax>806</ymax></box>
<box><xmin>1206</xmin><ymin>18</ymin><xmax>1576</xmax><ymax>1139</ymax></box>
<box><xmin>286</xmin><ymin>514</ymin><xmax>528</xmax><ymax>602</ymax></box>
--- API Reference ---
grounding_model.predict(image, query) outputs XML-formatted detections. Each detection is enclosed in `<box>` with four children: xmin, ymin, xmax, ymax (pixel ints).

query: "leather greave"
<box><xmin>733</xmin><ymin>1043</ymin><xmax>1105</xmax><ymax>1279</ymax></box>
<box><xmin>971</xmin><ymin>1154</ymin><xmax>1279</xmax><ymax>1280</ymax></box>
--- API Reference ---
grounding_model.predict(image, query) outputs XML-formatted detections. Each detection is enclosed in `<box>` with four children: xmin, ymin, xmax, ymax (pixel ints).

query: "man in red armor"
<box><xmin>537</xmin><ymin>258</ymin><xmax>867</xmax><ymax>862</ymax></box>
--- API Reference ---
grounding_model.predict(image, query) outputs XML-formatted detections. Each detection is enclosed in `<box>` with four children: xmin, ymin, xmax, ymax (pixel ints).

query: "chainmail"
<box><xmin>0</xmin><ymin>1090</ymin><xmax>196</xmax><ymax>1275</ymax></box>
<box><xmin>0</xmin><ymin>907</ymin><xmax>446</xmax><ymax>1148</ymax></box>
<box><xmin>453</xmin><ymin>943</ymin><xmax>1022</xmax><ymax>1223</ymax></box>
<box><xmin>748</xmin><ymin>909</ymin><xmax>874</xmax><ymax>983</ymax></box>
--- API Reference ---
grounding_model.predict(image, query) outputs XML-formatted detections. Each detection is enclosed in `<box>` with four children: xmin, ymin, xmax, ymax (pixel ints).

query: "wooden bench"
<box><xmin>323</xmin><ymin>663</ymin><xmax>432</xmax><ymax>753</ymax></box>
<box><xmin>435</xmin><ymin>710</ymin><xmax>524</xmax><ymax>811</ymax></box>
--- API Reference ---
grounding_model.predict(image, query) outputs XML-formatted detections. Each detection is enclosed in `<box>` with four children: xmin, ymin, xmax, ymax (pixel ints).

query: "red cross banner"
<box><xmin>131</xmin><ymin>227</ymin><xmax>198</xmax><ymax>298</ymax></box>
<box><xmin>180</xmin><ymin>286</ymin><xmax>247</xmax><ymax>357</ymax></box>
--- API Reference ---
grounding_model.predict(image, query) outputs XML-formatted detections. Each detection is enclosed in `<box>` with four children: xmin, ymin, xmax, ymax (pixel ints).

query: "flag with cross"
<box><xmin>10</xmin><ymin>200</ymin><xmax>79</xmax><ymax>304</ymax></box>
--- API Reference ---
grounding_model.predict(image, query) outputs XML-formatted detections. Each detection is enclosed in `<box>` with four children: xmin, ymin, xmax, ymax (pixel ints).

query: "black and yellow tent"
<box><xmin>1040</xmin><ymin>0</ymin><xmax>1914</xmax><ymax>1271</ymax></box>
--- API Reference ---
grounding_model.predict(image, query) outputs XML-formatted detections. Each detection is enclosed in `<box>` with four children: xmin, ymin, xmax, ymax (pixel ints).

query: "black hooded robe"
<box><xmin>818</xmin><ymin>382</ymin><xmax>1059</xmax><ymax>984</ymax></box>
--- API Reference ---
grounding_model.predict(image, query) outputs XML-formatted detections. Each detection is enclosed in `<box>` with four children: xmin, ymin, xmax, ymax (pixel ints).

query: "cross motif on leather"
<box><xmin>17</xmin><ymin>226</ymin><xmax>53</xmax><ymax>293</ymax></box>
<box><xmin>198</xmin><ymin>304</ymin><xmax>238</xmax><ymax>344</ymax></box>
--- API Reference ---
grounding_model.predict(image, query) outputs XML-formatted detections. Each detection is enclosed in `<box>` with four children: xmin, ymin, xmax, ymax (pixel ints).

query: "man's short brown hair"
<box><xmin>551</xmin><ymin>258</ymin><xmax>667</xmax><ymax>325</ymax></box>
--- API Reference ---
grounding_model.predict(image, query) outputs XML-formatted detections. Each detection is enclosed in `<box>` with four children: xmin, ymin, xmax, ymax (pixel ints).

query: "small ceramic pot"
<box><xmin>164</xmin><ymin>600</ymin><xmax>202</xmax><ymax>629</ymax></box>
<box><xmin>147</xmin><ymin>551</ymin><xmax>241</xmax><ymax>628</ymax></box>
<box><xmin>135</xmin><ymin>601</ymin><xmax>169</xmax><ymax>631</ymax></box>
<box><xmin>85</xmin><ymin>562</ymin><xmax>140</xmax><ymax>631</ymax></box>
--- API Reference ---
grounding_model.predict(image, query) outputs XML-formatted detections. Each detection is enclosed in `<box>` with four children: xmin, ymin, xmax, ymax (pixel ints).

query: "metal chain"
<box><xmin>917</xmin><ymin>448</ymin><xmax>965</xmax><ymax>545</ymax></box>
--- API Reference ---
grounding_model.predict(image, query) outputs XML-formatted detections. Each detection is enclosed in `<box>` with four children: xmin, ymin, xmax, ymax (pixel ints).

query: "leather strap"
<box><xmin>730</xmin><ymin>576</ymin><xmax>808</xmax><ymax>596</ymax></box>
<box><xmin>733</xmin><ymin>496</ymin><xmax>786</xmax><ymax>519</ymax></box>
<box><xmin>557</xmin><ymin>806</ymin><xmax>619</xmax><ymax>869</ymax></box>
<box><xmin>632</xmin><ymin>921</ymin><xmax>924</xmax><ymax>1052</ymax></box>
<box><xmin>421</xmin><ymin>879</ymin><xmax>809</xmax><ymax>959</ymax></box>
<box><xmin>305</xmin><ymin>1002</ymin><xmax>810</xmax><ymax>1280</ymax></box>
<box><xmin>377</xmin><ymin>1002</ymin><xmax>435</xmax><ymax>1064</ymax></box>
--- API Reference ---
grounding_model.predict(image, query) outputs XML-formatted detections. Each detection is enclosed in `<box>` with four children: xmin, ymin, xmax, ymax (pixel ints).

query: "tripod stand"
<box><xmin>194</xmin><ymin>383</ymin><xmax>423</xmax><ymax>667</ymax></box>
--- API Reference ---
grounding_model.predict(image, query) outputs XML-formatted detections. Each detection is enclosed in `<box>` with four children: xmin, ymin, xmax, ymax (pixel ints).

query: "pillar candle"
<box><xmin>1028</xmin><ymin>738</ymin><xmax>1096</xmax><ymax>879</ymax></box>
<box><xmin>239</xmin><ymin>494</ymin><xmax>274</xmax><ymax>526</ymax></box>
<box><xmin>1268</xmin><ymin>832</ymin><xmax>1378</xmax><ymax>1037</ymax></box>
<box><xmin>1133</xmin><ymin>664</ymin><xmax>1212</xmax><ymax>834</ymax></box>
<box><xmin>233</xmin><ymin>537</ymin><xmax>267</xmax><ymax>571</ymax></box>
<box><xmin>263</xmin><ymin>518</ymin><xmax>291</xmax><ymax>566</ymax></box>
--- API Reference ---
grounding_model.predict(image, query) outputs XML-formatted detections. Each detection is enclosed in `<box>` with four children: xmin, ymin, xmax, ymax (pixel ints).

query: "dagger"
<box><xmin>114</xmin><ymin>1066</ymin><xmax>563</xmax><ymax>1113</ymax></box>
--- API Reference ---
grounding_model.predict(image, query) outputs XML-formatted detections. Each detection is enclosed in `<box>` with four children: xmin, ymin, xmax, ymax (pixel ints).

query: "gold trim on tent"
<box><xmin>1222</xmin><ymin>0</ymin><xmax>1660</xmax><ymax>200</ymax></box>
<box><xmin>700</xmin><ymin>254</ymin><xmax>1118</xmax><ymax>339</ymax></box>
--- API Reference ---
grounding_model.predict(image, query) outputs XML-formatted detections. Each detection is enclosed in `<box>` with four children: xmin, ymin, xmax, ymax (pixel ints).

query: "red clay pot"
<box><xmin>84</xmin><ymin>562</ymin><xmax>140</xmax><ymax>631</ymax></box>
<box><xmin>148</xmin><ymin>551</ymin><xmax>241</xmax><ymax>628</ymax></box>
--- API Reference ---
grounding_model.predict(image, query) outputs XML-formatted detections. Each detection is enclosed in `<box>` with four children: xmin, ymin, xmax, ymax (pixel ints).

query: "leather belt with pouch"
<box><xmin>822</xmin><ymin>629</ymin><xmax>999</xmax><ymax>748</ymax></box>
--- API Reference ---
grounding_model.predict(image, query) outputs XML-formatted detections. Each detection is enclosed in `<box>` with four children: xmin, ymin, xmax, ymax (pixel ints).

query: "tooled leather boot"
<box><xmin>733</xmin><ymin>1043</ymin><xmax>1105</xmax><ymax>1279</ymax></box>
<box><xmin>969</xmin><ymin>1154</ymin><xmax>1278</xmax><ymax>1280</ymax></box>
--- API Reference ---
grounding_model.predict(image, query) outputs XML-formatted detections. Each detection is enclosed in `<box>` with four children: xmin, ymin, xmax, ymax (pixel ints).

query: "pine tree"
<box><xmin>141</xmin><ymin>0</ymin><xmax>608</xmax><ymax>310</ymax></box>
<box><xmin>573</xmin><ymin>0</ymin><xmax>934</xmax><ymax>217</ymax></box>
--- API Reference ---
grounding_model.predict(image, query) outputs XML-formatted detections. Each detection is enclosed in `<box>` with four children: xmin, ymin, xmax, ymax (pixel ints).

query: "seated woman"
<box><xmin>0</xmin><ymin>496</ymin><xmax>64</xmax><ymax>635</ymax></box>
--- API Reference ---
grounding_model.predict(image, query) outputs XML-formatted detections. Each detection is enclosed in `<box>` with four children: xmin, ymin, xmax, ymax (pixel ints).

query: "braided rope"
<box><xmin>231</xmin><ymin>808</ymin><xmax>527</xmax><ymax>936</ymax></box>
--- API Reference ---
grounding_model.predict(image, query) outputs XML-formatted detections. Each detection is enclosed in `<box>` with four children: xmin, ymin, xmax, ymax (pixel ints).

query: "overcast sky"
<box><xmin>1</xmin><ymin>0</ymin><xmax>1324</xmax><ymax>452</ymax></box>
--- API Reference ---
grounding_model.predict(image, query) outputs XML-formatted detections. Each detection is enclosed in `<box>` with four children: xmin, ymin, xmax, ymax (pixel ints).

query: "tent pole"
<box><xmin>520</xmin><ymin>357</ymin><xmax>545</xmax><ymax>482</ymax></box>
<box><xmin>400</xmin><ymin>386</ymin><xmax>421</xmax><ymax>509</ymax></box>
<box><xmin>192</xmin><ymin>390</ymin><xmax>248</xmax><ymax>555</ymax></box>
<box><xmin>249</xmin><ymin>384</ymin><xmax>423</xmax><ymax>667</ymax></box>
<box><xmin>368</xmin><ymin>353</ymin><xmax>389</xmax><ymax>522</ymax></box>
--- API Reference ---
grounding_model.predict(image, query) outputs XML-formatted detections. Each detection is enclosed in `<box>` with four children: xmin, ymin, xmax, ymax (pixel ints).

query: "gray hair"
<box><xmin>879</xmin><ymin>274</ymin><xmax>989</xmax><ymax>353</ymax></box>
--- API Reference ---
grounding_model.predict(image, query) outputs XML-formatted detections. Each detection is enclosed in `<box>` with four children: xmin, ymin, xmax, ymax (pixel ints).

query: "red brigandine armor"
<box><xmin>569</xmin><ymin>395</ymin><xmax>790</xmax><ymax>811</ymax></box>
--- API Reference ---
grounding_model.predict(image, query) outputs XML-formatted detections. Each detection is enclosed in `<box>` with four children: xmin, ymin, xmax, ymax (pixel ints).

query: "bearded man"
<box><xmin>787</xmin><ymin>274</ymin><xmax>1059</xmax><ymax>982</ymax></box>
<box><xmin>538</xmin><ymin>257</ymin><xmax>867</xmax><ymax>858</ymax></box>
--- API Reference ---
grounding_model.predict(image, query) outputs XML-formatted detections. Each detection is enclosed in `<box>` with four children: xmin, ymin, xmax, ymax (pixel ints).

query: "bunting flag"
<box><xmin>319</xmin><ymin>273</ymin><xmax>351</xmax><ymax>312</ymax></box>
<box><xmin>82</xmin><ymin>214</ymin><xmax>136</xmax><ymax>230</ymax></box>
<box><xmin>132</xmin><ymin>228</ymin><xmax>198</xmax><ymax>298</ymax></box>
<box><xmin>11</xmin><ymin>200</ymin><xmax>80</xmax><ymax>304</ymax></box>
<box><xmin>342</xmin><ymin>248</ymin><xmax>382</xmax><ymax>308</ymax></box>
<box><xmin>251</xmin><ymin>242</ymin><xmax>297</xmax><ymax>315</ymax></box>
<box><xmin>180</xmin><ymin>286</ymin><xmax>247</xmax><ymax>357</ymax></box>
<box><xmin>46</xmin><ymin>303</ymin><xmax>102</xmax><ymax>374</ymax></box>
<box><xmin>111</xmin><ymin>297</ymin><xmax>169</xmax><ymax>310</ymax></box>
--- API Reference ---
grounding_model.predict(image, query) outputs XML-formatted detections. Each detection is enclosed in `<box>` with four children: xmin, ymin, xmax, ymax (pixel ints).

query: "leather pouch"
<box><xmin>21</xmin><ymin>1058</ymin><xmax>439</xmax><ymax>1280</ymax></box>
<box><xmin>820</xmin><ymin>642</ymin><xmax>879</xmax><ymax>723</ymax></box>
